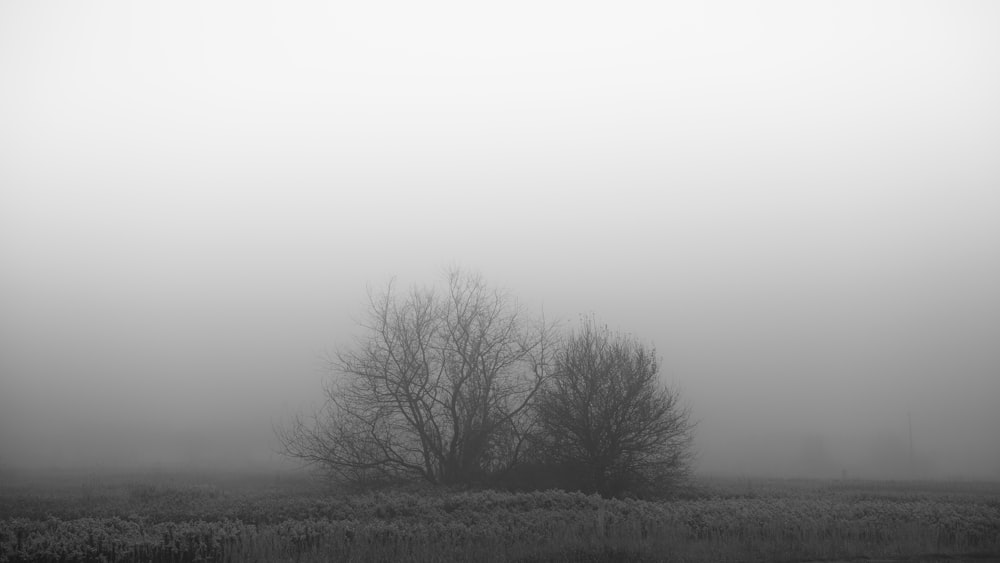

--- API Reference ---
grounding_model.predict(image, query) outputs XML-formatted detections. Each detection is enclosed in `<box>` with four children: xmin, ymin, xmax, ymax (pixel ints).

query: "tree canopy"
<box><xmin>277</xmin><ymin>269</ymin><xmax>554</xmax><ymax>487</ymax></box>
<box><xmin>278</xmin><ymin>269</ymin><xmax>694</xmax><ymax>497</ymax></box>
<box><xmin>532</xmin><ymin>317</ymin><xmax>694</xmax><ymax>497</ymax></box>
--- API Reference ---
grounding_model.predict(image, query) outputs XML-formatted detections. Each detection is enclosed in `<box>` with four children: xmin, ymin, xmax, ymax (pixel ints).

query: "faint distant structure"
<box><xmin>798</xmin><ymin>433</ymin><xmax>837</xmax><ymax>477</ymax></box>
<box><xmin>908</xmin><ymin>411</ymin><xmax>914</xmax><ymax>476</ymax></box>
<box><xmin>866</xmin><ymin>433</ymin><xmax>913</xmax><ymax>477</ymax></box>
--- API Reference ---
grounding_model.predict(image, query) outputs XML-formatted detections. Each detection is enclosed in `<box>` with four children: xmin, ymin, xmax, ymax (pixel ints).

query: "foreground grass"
<box><xmin>1</xmin><ymin>469</ymin><xmax>998</xmax><ymax>562</ymax></box>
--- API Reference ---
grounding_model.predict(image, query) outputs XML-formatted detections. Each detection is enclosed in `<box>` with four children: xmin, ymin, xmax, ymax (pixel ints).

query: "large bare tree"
<box><xmin>532</xmin><ymin>318</ymin><xmax>694</xmax><ymax>497</ymax></box>
<box><xmin>278</xmin><ymin>269</ymin><xmax>554</xmax><ymax>487</ymax></box>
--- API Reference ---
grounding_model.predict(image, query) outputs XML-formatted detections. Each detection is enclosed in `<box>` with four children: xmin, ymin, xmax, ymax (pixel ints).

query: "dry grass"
<box><xmin>1</xmin><ymin>470</ymin><xmax>998</xmax><ymax>562</ymax></box>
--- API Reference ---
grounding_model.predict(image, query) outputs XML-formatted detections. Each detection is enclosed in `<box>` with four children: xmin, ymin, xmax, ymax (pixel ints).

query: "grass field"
<box><xmin>1</xmin><ymin>468</ymin><xmax>998</xmax><ymax>562</ymax></box>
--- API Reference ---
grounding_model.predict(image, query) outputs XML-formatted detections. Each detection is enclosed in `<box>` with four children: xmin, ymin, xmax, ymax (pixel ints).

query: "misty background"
<box><xmin>2</xmin><ymin>1</ymin><xmax>998</xmax><ymax>480</ymax></box>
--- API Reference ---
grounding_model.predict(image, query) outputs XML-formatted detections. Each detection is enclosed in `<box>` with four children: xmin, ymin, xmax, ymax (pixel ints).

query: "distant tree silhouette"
<box><xmin>530</xmin><ymin>318</ymin><xmax>694</xmax><ymax>497</ymax></box>
<box><xmin>277</xmin><ymin>268</ymin><xmax>555</xmax><ymax>488</ymax></box>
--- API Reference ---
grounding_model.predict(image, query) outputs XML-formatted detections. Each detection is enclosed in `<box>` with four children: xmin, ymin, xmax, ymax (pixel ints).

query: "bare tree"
<box><xmin>277</xmin><ymin>269</ymin><xmax>554</xmax><ymax>487</ymax></box>
<box><xmin>532</xmin><ymin>317</ymin><xmax>694</xmax><ymax>497</ymax></box>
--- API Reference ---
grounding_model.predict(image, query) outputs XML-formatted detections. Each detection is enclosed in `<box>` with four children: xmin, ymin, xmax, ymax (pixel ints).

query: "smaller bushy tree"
<box><xmin>531</xmin><ymin>318</ymin><xmax>694</xmax><ymax>497</ymax></box>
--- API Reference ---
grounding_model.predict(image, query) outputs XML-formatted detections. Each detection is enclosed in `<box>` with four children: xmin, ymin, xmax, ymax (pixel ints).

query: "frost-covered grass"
<box><xmin>1</xmin><ymin>470</ymin><xmax>998</xmax><ymax>562</ymax></box>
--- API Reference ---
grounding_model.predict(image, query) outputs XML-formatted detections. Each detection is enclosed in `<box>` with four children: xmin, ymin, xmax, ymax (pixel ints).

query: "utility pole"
<box><xmin>908</xmin><ymin>410</ymin><xmax>914</xmax><ymax>476</ymax></box>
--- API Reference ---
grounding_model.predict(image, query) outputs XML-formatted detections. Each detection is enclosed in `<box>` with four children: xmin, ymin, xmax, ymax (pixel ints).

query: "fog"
<box><xmin>2</xmin><ymin>1</ymin><xmax>998</xmax><ymax>480</ymax></box>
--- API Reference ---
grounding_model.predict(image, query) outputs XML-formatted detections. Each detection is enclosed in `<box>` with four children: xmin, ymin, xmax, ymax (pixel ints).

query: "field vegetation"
<box><xmin>1</xmin><ymin>469</ymin><xmax>998</xmax><ymax>562</ymax></box>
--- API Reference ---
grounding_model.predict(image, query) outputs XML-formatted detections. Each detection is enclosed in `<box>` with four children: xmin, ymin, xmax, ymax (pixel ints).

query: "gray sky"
<box><xmin>2</xmin><ymin>1</ymin><xmax>999</xmax><ymax>478</ymax></box>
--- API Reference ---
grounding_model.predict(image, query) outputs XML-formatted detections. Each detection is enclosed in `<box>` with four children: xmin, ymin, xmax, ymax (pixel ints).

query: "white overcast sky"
<box><xmin>2</xmin><ymin>1</ymin><xmax>999</xmax><ymax>476</ymax></box>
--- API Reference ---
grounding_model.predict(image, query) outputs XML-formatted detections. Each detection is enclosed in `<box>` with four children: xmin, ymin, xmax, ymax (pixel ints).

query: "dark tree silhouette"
<box><xmin>531</xmin><ymin>318</ymin><xmax>693</xmax><ymax>497</ymax></box>
<box><xmin>277</xmin><ymin>268</ymin><xmax>554</xmax><ymax>488</ymax></box>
